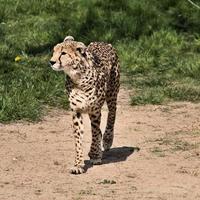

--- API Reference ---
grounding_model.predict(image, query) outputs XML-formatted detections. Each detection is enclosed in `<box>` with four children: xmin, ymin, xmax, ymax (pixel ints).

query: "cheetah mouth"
<box><xmin>51</xmin><ymin>64</ymin><xmax>63</xmax><ymax>71</ymax></box>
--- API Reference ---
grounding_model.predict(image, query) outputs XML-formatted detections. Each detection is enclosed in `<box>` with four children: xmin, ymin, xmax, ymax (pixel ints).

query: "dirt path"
<box><xmin>0</xmin><ymin>87</ymin><xmax>200</xmax><ymax>200</ymax></box>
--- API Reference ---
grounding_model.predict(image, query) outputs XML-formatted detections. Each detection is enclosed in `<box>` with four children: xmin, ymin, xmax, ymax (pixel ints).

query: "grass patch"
<box><xmin>1</xmin><ymin>0</ymin><xmax>200</xmax><ymax>122</ymax></box>
<box><xmin>149</xmin><ymin>131</ymin><xmax>200</xmax><ymax>157</ymax></box>
<box><xmin>98</xmin><ymin>179</ymin><xmax>117</xmax><ymax>184</ymax></box>
<box><xmin>79</xmin><ymin>189</ymin><xmax>96</xmax><ymax>195</ymax></box>
<box><xmin>118</xmin><ymin>30</ymin><xmax>200</xmax><ymax>105</ymax></box>
<box><xmin>0</xmin><ymin>0</ymin><xmax>80</xmax><ymax>122</ymax></box>
<box><xmin>150</xmin><ymin>147</ymin><xmax>165</xmax><ymax>157</ymax></box>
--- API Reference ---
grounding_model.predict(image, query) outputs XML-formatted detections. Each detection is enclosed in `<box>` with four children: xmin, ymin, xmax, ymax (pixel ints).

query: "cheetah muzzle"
<box><xmin>50</xmin><ymin>36</ymin><xmax>120</xmax><ymax>174</ymax></box>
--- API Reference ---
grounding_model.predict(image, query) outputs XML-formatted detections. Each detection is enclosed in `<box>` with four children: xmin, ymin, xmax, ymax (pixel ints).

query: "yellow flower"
<box><xmin>15</xmin><ymin>56</ymin><xmax>21</xmax><ymax>62</ymax></box>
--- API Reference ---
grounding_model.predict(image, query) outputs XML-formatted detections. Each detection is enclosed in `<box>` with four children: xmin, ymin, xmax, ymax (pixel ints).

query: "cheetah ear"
<box><xmin>63</xmin><ymin>36</ymin><xmax>74</xmax><ymax>42</ymax></box>
<box><xmin>76</xmin><ymin>42</ymin><xmax>87</xmax><ymax>57</ymax></box>
<box><xmin>77</xmin><ymin>47</ymin><xmax>86</xmax><ymax>56</ymax></box>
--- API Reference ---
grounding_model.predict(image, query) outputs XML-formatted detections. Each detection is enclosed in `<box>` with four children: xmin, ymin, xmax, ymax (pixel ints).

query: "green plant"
<box><xmin>1</xmin><ymin>0</ymin><xmax>200</xmax><ymax>122</ymax></box>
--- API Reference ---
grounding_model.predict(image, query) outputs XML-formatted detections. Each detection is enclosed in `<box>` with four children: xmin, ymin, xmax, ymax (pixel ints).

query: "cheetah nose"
<box><xmin>49</xmin><ymin>61</ymin><xmax>56</xmax><ymax>66</ymax></box>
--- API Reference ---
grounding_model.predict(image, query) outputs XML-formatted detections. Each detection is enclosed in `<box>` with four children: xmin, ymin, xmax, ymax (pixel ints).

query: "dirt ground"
<box><xmin>0</xmin><ymin>87</ymin><xmax>200</xmax><ymax>200</ymax></box>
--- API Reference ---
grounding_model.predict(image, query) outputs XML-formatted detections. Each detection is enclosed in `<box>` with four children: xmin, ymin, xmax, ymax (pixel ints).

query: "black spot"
<box><xmin>91</xmin><ymin>114</ymin><xmax>96</xmax><ymax>119</ymax></box>
<box><xmin>72</xmin><ymin>102</ymin><xmax>76</xmax><ymax>106</ymax></box>
<box><xmin>107</xmin><ymin>124</ymin><xmax>113</xmax><ymax>129</ymax></box>
<box><xmin>93</xmin><ymin>119</ymin><xmax>99</xmax><ymax>124</ymax></box>
<box><xmin>74</xmin><ymin>122</ymin><xmax>79</xmax><ymax>126</ymax></box>
<box><xmin>85</xmin><ymin>87</ymin><xmax>92</xmax><ymax>93</ymax></box>
<box><xmin>77</xmin><ymin>112</ymin><xmax>81</xmax><ymax>118</ymax></box>
<box><xmin>93</xmin><ymin>54</ymin><xmax>101</xmax><ymax>65</ymax></box>
<box><xmin>91</xmin><ymin>123</ymin><xmax>97</xmax><ymax>128</ymax></box>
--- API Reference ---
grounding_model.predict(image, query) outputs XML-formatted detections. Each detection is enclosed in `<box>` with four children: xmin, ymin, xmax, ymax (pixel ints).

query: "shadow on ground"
<box><xmin>84</xmin><ymin>146</ymin><xmax>140</xmax><ymax>172</ymax></box>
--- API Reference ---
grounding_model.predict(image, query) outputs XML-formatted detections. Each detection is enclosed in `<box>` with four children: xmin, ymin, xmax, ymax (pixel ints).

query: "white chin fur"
<box><xmin>51</xmin><ymin>65</ymin><xmax>63</xmax><ymax>71</ymax></box>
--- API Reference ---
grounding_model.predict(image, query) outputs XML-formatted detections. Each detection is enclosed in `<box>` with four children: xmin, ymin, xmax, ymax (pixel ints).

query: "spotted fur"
<box><xmin>50</xmin><ymin>36</ymin><xmax>120</xmax><ymax>174</ymax></box>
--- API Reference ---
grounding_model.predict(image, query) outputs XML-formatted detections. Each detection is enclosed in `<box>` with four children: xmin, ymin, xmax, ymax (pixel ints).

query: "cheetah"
<box><xmin>50</xmin><ymin>36</ymin><xmax>120</xmax><ymax>174</ymax></box>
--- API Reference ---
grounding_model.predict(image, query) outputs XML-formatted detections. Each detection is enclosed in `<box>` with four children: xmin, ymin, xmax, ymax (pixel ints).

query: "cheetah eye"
<box><xmin>61</xmin><ymin>52</ymin><xmax>67</xmax><ymax>56</ymax></box>
<box><xmin>73</xmin><ymin>66</ymin><xmax>78</xmax><ymax>70</ymax></box>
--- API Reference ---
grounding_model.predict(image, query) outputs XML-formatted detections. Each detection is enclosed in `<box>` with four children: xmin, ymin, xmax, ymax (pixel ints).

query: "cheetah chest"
<box><xmin>69</xmin><ymin>88</ymin><xmax>105</xmax><ymax>113</ymax></box>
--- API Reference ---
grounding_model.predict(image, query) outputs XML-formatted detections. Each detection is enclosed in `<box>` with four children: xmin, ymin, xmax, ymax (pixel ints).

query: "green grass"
<box><xmin>1</xmin><ymin>0</ymin><xmax>200</xmax><ymax>122</ymax></box>
<box><xmin>98</xmin><ymin>179</ymin><xmax>117</xmax><ymax>184</ymax></box>
<box><xmin>117</xmin><ymin>30</ymin><xmax>200</xmax><ymax>105</ymax></box>
<box><xmin>150</xmin><ymin>134</ymin><xmax>199</xmax><ymax>155</ymax></box>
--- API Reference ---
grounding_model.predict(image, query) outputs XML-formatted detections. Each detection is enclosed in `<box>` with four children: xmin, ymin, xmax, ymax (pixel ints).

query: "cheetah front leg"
<box><xmin>70</xmin><ymin>112</ymin><xmax>85</xmax><ymax>174</ymax></box>
<box><xmin>88</xmin><ymin>110</ymin><xmax>102</xmax><ymax>165</ymax></box>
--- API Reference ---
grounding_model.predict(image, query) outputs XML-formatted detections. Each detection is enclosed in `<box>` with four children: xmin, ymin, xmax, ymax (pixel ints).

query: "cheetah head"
<box><xmin>50</xmin><ymin>36</ymin><xmax>92</xmax><ymax>82</ymax></box>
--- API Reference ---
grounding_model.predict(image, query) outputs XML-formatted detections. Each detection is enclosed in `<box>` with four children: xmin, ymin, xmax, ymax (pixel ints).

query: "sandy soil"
<box><xmin>0</xmin><ymin>88</ymin><xmax>200</xmax><ymax>200</ymax></box>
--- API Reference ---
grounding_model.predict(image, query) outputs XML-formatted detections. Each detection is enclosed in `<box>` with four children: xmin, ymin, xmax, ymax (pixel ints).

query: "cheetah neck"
<box><xmin>74</xmin><ymin>56</ymin><xmax>104</xmax><ymax>94</ymax></box>
<box><xmin>69</xmin><ymin>61</ymin><xmax>106</xmax><ymax>112</ymax></box>
<box><xmin>69</xmin><ymin>67</ymin><xmax>100</xmax><ymax>112</ymax></box>
<box><xmin>78</xmin><ymin>68</ymin><xmax>96</xmax><ymax>92</ymax></box>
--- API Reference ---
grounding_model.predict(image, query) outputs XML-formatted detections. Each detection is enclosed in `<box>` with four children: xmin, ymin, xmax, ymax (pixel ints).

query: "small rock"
<box><xmin>53</xmin><ymin>161</ymin><xmax>60</xmax><ymax>165</ymax></box>
<box><xmin>34</xmin><ymin>189</ymin><xmax>42</xmax><ymax>195</ymax></box>
<box><xmin>12</xmin><ymin>157</ymin><xmax>17</xmax><ymax>161</ymax></box>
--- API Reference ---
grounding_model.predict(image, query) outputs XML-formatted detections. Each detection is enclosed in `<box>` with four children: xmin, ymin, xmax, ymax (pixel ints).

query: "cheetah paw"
<box><xmin>103</xmin><ymin>143</ymin><xmax>112</xmax><ymax>151</ymax></box>
<box><xmin>69</xmin><ymin>166</ymin><xmax>85</xmax><ymax>174</ymax></box>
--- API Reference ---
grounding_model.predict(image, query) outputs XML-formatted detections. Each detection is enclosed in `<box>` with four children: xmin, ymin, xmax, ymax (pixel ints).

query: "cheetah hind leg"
<box><xmin>103</xmin><ymin>97</ymin><xmax>117</xmax><ymax>151</ymax></box>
